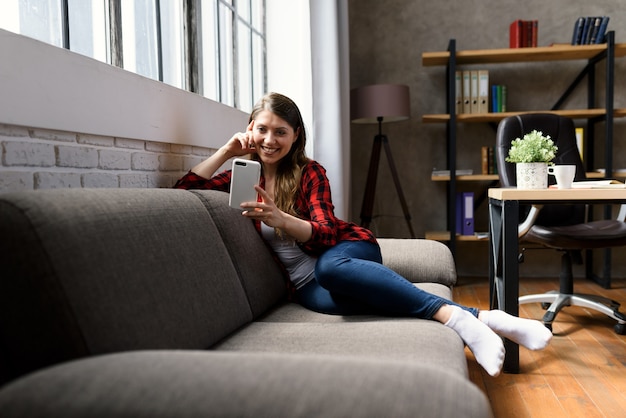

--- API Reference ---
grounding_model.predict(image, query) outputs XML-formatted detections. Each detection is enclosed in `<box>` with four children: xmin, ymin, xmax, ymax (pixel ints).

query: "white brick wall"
<box><xmin>0</xmin><ymin>123</ymin><xmax>216</xmax><ymax>193</ymax></box>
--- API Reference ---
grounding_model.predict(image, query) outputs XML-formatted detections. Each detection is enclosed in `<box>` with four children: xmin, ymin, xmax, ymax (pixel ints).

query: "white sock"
<box><xmin>480</xmin><ymin>310</ymin><xmax>552</xmax><ymax>351</ymax></box>
<box><xmin>444</xmin><ymin>306</ymin><xmax>505</xmax><ymax>377</ymax></box>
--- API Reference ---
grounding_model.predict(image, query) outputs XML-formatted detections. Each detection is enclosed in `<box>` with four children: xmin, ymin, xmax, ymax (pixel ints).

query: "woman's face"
<box><xmin>251</xmin><ymin>110</ymin><xmax>298</xmax><ymax>168</ymax></box>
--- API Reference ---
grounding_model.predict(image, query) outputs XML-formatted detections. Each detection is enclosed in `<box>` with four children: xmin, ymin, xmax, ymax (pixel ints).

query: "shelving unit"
<box><xmin>422</xmin><ymin>32</ymin><xmax>626</xmax><ymax>259</ymax></box>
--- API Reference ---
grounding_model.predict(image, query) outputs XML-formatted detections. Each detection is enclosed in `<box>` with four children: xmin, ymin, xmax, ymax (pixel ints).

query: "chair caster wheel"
<box><xmin>615</xmin><ymin>323</ymin><xmax>626</xmax><ymax>335</ymax></box>
<box><xmin>541</xmin><ymin>303</ymin><xmax>550</xmax><ymax>310</ymax></box>
<box><xmin>543</xmin><ymin>322</ymin><xmax>553</xmax><ymax>332</ymax></box>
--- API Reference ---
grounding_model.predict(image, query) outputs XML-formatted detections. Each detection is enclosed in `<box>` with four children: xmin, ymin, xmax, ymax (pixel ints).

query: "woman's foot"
<box><xmin>479</xmin><ymin>310</ymin><xmax>552</xmax><ymax>350</ymax></box>
<box><xmin>444</xmin><ymin>306</ymin><xmax>505</xmax><ymax>377</ymax></box>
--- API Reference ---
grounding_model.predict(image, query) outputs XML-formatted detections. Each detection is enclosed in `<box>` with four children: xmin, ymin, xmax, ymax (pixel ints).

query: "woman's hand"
<box><xmin>241</xmin><ymin>186</ymin><xmax>282</xmax><ymax>227</ymax></box>
<box><xmin>241</xmin><ymin>186</ymin><xmax>313</xmax><ymax>243</ymax></box>
<box><xmin>189</xmin><ymin>121</ymin><xmax>257</xmax><ymax>179</ymax></box>
<box><xmin>221</xmin><ymin>120</ymin><xmax>258</xmax><ymax>158</ymax></box>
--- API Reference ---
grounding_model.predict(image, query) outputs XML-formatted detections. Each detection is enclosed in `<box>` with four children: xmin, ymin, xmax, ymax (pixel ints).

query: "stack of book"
<box><xmin>455</xmin><ymin>70</ymin><xmax>489</xmax><ymax>114</ymax></box>
<box><xmin>510</xmin><ymin>20</ymin><xmax>538</xmax><ymax>48</ymax></box>
<box><xmin>432</xmin><ymin>168</ymin><xmax>473</xmax><ymax>177</ymax></box>
<box><xmin>571</xmin><ymin>16</ymin><xmax>610</xmax><ymax>45</ymax></box>
<box><xmin>491</xmin><ymin>85</ymin><xmax>507</xmax><ymax>113</ymax></box>
<box><xmin>481</xmin><ymin>146</ymin><xmax>499</xmax><ymax>175</ymax></box>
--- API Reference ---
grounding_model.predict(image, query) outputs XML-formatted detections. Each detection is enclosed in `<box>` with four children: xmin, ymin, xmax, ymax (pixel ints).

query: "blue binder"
<box><xmin>456</xmin><ymin>192</ymin><xmax>475</xmax><ymax>236</ymax></box>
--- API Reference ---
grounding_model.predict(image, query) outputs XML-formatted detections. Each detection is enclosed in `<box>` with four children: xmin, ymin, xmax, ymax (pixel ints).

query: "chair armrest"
<box><xmin>617</xmin><ymin>205</ymin><xmax>626</xmax><ymax>222</ymax></box>
<box><xmin>518</xmin><ymin>204</ymin><xmax>543</xmax><ymax>238</ymax></box>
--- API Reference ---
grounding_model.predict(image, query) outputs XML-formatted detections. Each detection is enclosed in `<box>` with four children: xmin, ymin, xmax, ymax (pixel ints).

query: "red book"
<box><xmin>509</xmin><ymin>20</ymin><xmax>523</xmax><ymax>48</ymax></box>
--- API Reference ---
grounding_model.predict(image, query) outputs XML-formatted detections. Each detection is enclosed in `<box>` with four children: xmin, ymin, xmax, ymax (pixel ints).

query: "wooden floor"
<box><xmin>453</xmin><ymin>275</ymin><xmax>626</xmax><ymax>418</ymax></box>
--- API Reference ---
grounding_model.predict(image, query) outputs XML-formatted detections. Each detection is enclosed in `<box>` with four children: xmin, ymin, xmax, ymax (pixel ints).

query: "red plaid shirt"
<box><xmin>173</xmin><ymin>160</ymin><xmax>377</xmax><ymax>256</ymax></box>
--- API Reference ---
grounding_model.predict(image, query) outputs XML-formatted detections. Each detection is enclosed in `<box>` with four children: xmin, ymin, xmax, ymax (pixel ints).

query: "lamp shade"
<box><xmin>350</xmin><ymin>84</ymin><xmax>410</xmax><ymax>124</ymax></box>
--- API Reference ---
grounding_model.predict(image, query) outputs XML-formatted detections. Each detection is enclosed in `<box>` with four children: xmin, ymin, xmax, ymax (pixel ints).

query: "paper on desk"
<box><xmin>565</xmin><ymin>180</ymin><xmax>626</xmax><ymax>189</ymax></box>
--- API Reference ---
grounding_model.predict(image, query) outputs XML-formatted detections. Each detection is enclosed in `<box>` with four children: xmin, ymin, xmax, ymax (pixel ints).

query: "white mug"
<box><xmin>547</xmin><ymin>165</ymin><xmax>576</xmax><ymax>189</ymax></box>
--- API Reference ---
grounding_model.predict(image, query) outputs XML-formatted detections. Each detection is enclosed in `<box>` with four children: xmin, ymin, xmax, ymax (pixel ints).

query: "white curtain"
<box><xmin>309</xmin><ymin>0</ymin><xmax>351</xmax><ymax>220</ymax></box>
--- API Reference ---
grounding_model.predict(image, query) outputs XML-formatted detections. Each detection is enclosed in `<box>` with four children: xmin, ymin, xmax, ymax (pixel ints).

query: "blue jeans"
<box><xmin>296</xmin><ymin>240</ymin><xmax>478</xmax><ymax>319</ymax></box>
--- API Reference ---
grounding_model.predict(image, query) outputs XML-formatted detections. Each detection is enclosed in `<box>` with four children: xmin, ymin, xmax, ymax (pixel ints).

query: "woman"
<box><xmin>174</xmin><ymin>92</ymin><xmax>552</xmax><ymax>377</ymax></box>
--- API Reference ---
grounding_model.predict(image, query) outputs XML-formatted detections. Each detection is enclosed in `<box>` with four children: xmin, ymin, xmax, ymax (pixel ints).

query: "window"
<box><xmin>159</xmin><ymin>0</ymin><xmax>185</xmax><ymax>88</ymax></box>
<box><xmin>0</xmin><ymin>0</ymin><xmax>266</xmax><ymax>111</ymax></box>
<box><xmin>68</xmin><ymin>0</ymin><xmax>109</xmax><ymax>63</ymax></box>
<box><xmin>120</xmin><ymin>0</ymin><xmax>160</xmax><ymax>82</ymax></box>
<box><xmin>0</xmin><ymin>0</ymin><xmax>64</xmax><ymax>47</ymax></box>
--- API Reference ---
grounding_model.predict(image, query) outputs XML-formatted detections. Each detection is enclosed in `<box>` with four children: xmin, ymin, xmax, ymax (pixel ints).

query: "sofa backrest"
<box><xmin>190</xmin><ymin>191</ymin><xmax>287</xmax><ymax>317</ymax></box>
<box><xmin>0</xmin><ymin>188</ymin><xmax>286</xmax><ymax>384</ymax></box>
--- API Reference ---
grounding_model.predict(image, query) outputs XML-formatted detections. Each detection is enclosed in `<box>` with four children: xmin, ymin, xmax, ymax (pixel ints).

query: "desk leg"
<box><xmin>489</xmin><ymin>199</ymin><xmax>520</xmax><ymax>373</ymax></box>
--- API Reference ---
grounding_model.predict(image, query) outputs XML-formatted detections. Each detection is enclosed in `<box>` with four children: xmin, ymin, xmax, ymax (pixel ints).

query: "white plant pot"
<box><xmin>516</xmin><ymin>162</ymin><xmax>548</xmax><ymax>189</ymax></box>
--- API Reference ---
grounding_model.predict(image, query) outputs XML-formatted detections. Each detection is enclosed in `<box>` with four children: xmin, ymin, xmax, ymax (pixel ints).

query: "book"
<box><xmin>580</xmin><ymin>17</ymin><xmax>593</xmax><ymax>44</ymax></box>
<box><xmin>432</xmin><ymin>169</ymin><xmax>474</xmax><ymax>177</ymax></box>
<box><xmin>455</xmin><ymin>71</ymin><xmax>462</xmax><ymax>114</ymax></box>
<box><xmin>481</xmin><ymin>146</ymin><xmax>489</xmax><ymax>174</ymax></box>
<box><xmin>456</xmin><ymin>192</ymin><xmax>475</xmax><ymax>236</ymax></box>
<box><xmin>559</xmin><ymin>180</ymin><xmax>626</xmax><ymax>189</ymax></box>
<box><xmin>595</xmin><ymin>16</ymin><xmax>610</xmax><ymax>44</ymax></box>
<box><xmin>575</xmin><ymin>127</ymin><xmax>584</xmax><ymax>161</ymax></box>
<box><xmin>571</xmin><ymin>17</ymin><xmax>585</xmax><ymax>45</ymax></box>
<box><xmin>509</xmin><ymin>19</ymin><xmax>538</xmax><ymax>48</ymax></box>
<box><xmin>480</xmin><ymin>146</ymin><xmax>498</xmax><ymax>175</ymax></box>
<box><xmin>489</xmin><ymin>146</ymin><xmax>498</xmax><ymax>174</ymax></box>
<box><xmin>572</xmin><ymin>16</ymin><xmax>610</xmax><ymax>45</ymax></box>
<box><xmin>588</xmin><ymin>17</ymin><xmax>603</xmax><ymax>44</ymax></box>
<box><xmin>462</xmin><ymin>71</ymin><xmax>471</xmax><ymax>114</ymax></box>
<box><xmin>470</xmin><ymin>70</ymin><xmax>479</xmax><ymax>114</ymax></box>
<box><xmin>510</xmin><ymin>20</ymin><xmax>523</xmax><ymax>48</ymax></box>
<box><xmin>491</xmin><ymin>85</ymin><xmax>507</xmax><ymax>112</ymax></box>
<box><xmin>530</xmin><ymin>20</ymin><xmax>538</xmax><ymax>47</ymax></box>
<box><xmin>491</xmin><ymin>85</ymin><xmax>499</xmax><ymax>112</ymax></box>
<box><xmin>523</xmin><ymin>20</ymin><xmax>529</xmax><ymax>47</ymax></box>
<box><xmin>477</xmin><ymin>70</ymin><xmax>489</xmax><ymax>113</ymax></box>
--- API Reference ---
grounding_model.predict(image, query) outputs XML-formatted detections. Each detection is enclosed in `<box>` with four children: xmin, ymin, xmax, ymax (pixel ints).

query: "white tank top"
<box><xmin>260</xmin><ymin>223</ymin><xmax>316</xmax><ymax>289</ymax></box>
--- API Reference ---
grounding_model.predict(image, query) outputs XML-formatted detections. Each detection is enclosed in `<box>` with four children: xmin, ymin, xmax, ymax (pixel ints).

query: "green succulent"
<box><xmin>505</xmin><ymin>130</ymin><xmax>558</xmax><ymax>163</ymax></box>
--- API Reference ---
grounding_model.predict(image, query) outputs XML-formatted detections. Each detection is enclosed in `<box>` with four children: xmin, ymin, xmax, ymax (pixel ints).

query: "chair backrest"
<box><xmin>495</xmin><ymin>113</ymin><xmax>587</xmax><ymax>226</ymax></box>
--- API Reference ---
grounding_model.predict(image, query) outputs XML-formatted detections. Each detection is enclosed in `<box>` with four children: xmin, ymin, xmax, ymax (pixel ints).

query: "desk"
<box><xmin>488</xmin><ymin>188</ymin><xmax>626</xmax><ymax>373</ymax></box>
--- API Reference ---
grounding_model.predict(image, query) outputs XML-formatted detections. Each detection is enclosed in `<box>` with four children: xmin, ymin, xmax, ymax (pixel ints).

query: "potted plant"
<box><xmin>506</xmin><ymin>130</ymin><xmax>558</xmax><ymax>189</ymax></box>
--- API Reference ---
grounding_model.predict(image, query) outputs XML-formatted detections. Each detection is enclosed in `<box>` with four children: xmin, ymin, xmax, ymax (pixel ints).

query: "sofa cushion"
<box><xmin>0</xmin><ymin>350</ymin><xmax>492</xmax><ymax>418</ymax></box>
<box><xmin>213</xmin><ymin>318</ymin><xmax>468</xmax><ymax>377</ymax></box>
<box><xmin>0</xmin><ymin>189</ymin><xmax>253</xmax><ymax>383</ymax></box>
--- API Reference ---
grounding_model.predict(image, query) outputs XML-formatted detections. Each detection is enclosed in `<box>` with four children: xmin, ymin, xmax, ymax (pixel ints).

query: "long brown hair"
<box><xmin>249</xmin><ymin>93</ymin><xmax>309</xmax><ymax>217</ymax></box>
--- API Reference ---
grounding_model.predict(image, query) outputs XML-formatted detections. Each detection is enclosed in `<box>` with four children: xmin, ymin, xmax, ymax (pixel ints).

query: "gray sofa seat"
<box><xmin>0</xmin><ymin>351</ymin><xmax>489</xmax><ymax>418</ymax></box>
<box><xmin>0</xmin><ymin>188</ymin><xmax>492</xmax><ymax>417</ymax></box>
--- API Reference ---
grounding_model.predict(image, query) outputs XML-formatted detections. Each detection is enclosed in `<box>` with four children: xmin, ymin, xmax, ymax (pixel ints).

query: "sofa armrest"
<box><xmin>378</xmin><ymin>238</ymin><xmax>456</xmax><ymax>287</ymax></box>
<box><xmin>0</xmin><ymin>350</ymin><xmax>491</xmax><ymax>418</ymax></box>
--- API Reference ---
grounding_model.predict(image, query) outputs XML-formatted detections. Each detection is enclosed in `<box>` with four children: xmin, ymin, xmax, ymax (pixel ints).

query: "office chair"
<box><xmin>495</xmin><ymin>113</ymin><xmax>626</xmax><ymax>334</ymax></box>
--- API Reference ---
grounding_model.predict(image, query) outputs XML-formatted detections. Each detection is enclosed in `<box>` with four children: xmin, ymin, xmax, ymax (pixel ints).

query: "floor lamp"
<box><xmin>350</xmin><ymin>84</ymin><xmax>415</xmax><ymax>238</ymax></box>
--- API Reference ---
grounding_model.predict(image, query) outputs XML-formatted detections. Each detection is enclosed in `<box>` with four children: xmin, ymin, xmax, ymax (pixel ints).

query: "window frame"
<box><xmin>0</xmin><ymin>0</ymin><xmax>266</xmax><ymax>112</ymax></box>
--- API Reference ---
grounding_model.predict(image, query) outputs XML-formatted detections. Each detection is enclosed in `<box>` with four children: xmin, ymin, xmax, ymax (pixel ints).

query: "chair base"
<box><xmin>519</xmin><ymin>291</ymin><xmax>626</xmax><ymax>334</ymax></box>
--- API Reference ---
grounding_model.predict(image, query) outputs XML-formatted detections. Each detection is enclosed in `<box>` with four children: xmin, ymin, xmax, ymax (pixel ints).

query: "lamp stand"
<box><xmin>360</xmin><ymin>117</ymin><xmax>415</xmax><ymax>238</ymax></box>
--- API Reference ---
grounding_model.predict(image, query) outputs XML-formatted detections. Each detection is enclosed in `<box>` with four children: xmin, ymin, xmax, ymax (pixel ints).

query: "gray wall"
<box><xmin>348</xmin><ymin>0</ymin><xmax>626</xmax><ymax>277</ymax></box>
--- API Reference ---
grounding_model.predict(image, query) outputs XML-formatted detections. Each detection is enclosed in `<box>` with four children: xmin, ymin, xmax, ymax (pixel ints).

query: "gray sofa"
<box><xmin>0</xmin><ymin>188</ymin><xmax>492</xmax><ymax>417</ymax></box>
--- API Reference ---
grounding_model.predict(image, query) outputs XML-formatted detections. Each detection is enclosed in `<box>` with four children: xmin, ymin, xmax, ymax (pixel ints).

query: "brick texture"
<box><xmin>0</xmin><ymin>123</ymin><xmax>217</xmax><ymax>193</ymax></box>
